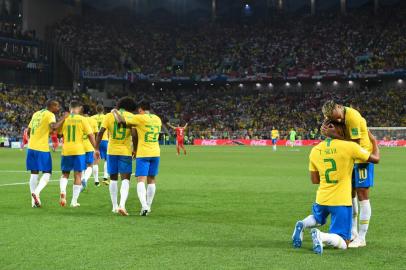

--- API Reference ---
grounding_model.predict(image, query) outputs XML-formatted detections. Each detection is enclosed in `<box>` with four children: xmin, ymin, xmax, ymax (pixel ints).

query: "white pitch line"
<box><xmin>0</xmin><ymin>179</ymin><xmax>63</xmax><ymax>187</ymax></box>
<box><xmin>0</xmin><ymin>170</ymin><xmax>63</xmax><ymax>173</ymax></box>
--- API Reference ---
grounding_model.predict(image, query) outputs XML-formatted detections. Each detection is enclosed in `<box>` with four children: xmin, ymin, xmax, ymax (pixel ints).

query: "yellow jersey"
<box><xmin>83</xmin><ymin>116</ymin><xmax>98</xmax><ymax>152</ymax></box>
<box><xmin>60</xmin><ymin>114</ymin><xmax>93</xmax><ymax>156</ymax></box>
<box><xmin>126</xmin><ymin>113</ymin><xmax>162</xmax><ymax>158</ymax></box>
<box><xmin>91</xmin><ymin>113</ymin><xmax>108</xmax><ymax>141</ymax></box>
<box><xmin>344</xmin><ymin>107</ymin><xmax>373</xmax><ymax>160</ymax></box>
<box><xmin>271</xmin><ymin>129</ymin><xmax>279</xmax><ymax>139</ymax></box>
<box><xmin>101</xmin><ymin>111</ymin><xmax>134</xmax><ymax>156</ymax></box>
<box><xmin>28</xmin><ymin>109</ymin><xmax>56</xmax><ymax>152</ymax></box>
<box><xmin>309</xmin><ymin>139</ymin><xmax>370</xmax><ymax>206</ymax></box>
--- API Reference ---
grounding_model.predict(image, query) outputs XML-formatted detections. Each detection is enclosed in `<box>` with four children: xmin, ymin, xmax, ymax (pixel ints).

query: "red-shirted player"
<box><xmin>167</xmin><ymin>122</ymin><xmax>188</xmax><ymax>155</ymax></box>
<box><xmin>50</xmin><ymin>131</ymin><xmax>59</xmax><ymax>152</ymax></box>
<box><xmin>21</xmin><ymin>128</ymin><xmax>29</xmax><ymax>150</ymax></box>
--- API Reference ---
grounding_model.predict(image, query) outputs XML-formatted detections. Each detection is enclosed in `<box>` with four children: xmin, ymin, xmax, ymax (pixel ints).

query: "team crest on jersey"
<box><xmin>351</xmin><ymin>128</ymin><xmax>358</xmax><ymax>136</ymax></box>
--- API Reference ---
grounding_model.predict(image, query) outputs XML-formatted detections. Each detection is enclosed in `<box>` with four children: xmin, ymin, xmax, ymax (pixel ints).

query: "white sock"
<box><xmin>137</xmin><ymin>182</ymin><xmax>148</xmax><ymax>210</ymax></box>
<box><xmin>109</xmin><ymin>180</ymin><xmax>118</xmax><ymax>210</ymax></box>
<box><xmin>273</xmin><ymin>145</ymin><xmax>276</xmax><ymax>151</ymax></box>
<box><xmin>352</xmin><ymin>196</ymin><xmax>359</xmax><ymax>236</ymax></box>
<box><xmin>103</xmin><ymin>162</ymin><xmax>109</xmax><ymax>178</ymax></box>
<box><xmin>93</xmin><ymin>165</ymin><xmax>99</xmax><ymax>183</ymax></box>
<box><xmin>146</xmin><ymin>184</ymin><xmax>156</xmax><ymax>209</ymax></box>
<box><xmin>319</xmin><ymin>232</ymin><xmax>347</xmax><ymax>249</ymax></box>
<box><xmin>60</xmin><ymin>177</ymin><xmax>68</xmax><ymax>194</ymax></box>
<box><xmin>34</xmin><ymin>173</ymin><xmax>51</xmax><ymax>196</ymax></box>
<box><xmin>71</xmin><ymin>184</ymin><xmax>81</xmax><ymax>204</ymax></box>
<box><xmin>29</xmin><ymin>174</ymin><xmax>39</xmax><ymax>194</ymax></box>
<box><xmin>119</xmin><ymin>179</ymin><xmax>130</xmax><ymax>209</ymax></box>
<box><xmin>359</xmin><ymin>200</ymin><xmax>371</xmax><ymax>241</ymax></box>
<box><xmin>302</xmin><ymin>215</ymin><xmax>317</xmax><ymax>228</ymax></box>
<box><xmin>83</xmin><ymin>166</ymin><xmax>92</xmax><ymax>183</ymax></box>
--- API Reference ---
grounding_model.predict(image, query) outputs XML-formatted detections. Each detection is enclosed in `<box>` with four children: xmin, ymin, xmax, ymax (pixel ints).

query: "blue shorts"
<box><xmin>85</xmin><ymin>151</ymin><xmax>94</xmax><ymax>165</ymax></box>
<box><xmin>312</xmin><ymin>203</ymin><xmax>352</xmax><ymax>240</ymax></box>
<box><xmin>107</xmin><ymin>155</ymin><xmax>132</xmax><ymax>175</ymax></box>
<box><xmin>26</xmin><ymin>149</ymin><xmax>52</xmax><ymax>172</ymax></box>
<box><xmin>272</xmin><ymin>139</ymin><xmax>277</xmax><ymax>145</ymax></box>
<box><xmin>135</xmin><ymin>157</ymin><xmax>160</xmax><ymax>177</ymax></box>
<box><xmin>61</xmin><ymin>155</ymin><xmax>86</xmax><ymax>172</ymax></box>
<box><xmin>99</xmin><ymin>140</ymin><xmax>108</xmax><ymax>160</ymax></box>
<box><xmin>353</xmin><ymin>163</ymin><xmax>374</xmax><ymax>188</ymax></box>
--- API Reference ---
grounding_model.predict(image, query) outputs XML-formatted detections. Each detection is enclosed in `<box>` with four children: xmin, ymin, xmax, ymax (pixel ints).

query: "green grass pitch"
<box><xmin>0</xmin><ymin>146</ymin><xmax>405</xmax><ymax>269</ymax></box>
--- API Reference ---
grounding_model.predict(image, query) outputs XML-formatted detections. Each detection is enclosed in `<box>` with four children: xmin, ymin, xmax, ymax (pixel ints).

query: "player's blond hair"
<box><xmin>322</xmin><ymin>100</ymin><xmax>337</xmax><ymax>119</ymax></box>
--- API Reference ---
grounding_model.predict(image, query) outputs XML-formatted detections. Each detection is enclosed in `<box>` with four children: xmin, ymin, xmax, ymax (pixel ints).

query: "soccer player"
<box><xmin>94</xmin><ymin>97</ymin><xmax>138</xmax><ymax>216</ymax></box>
<box><xmin>289</xmin><ymin>128</ymin><xmax>296</xmax><ymax>147</ymax></box>
<box><xmin>112</xmin><ymin>101</ymin><xmax>162</xmax><ymax>216</ymax></box>
<box><xmin>91</xmin><ymin>104</ymin><xmax>109</xmax><ymax>185</ymax></box>
<box><xmin>59</xmin><ymin>100</ymin><xmax>96</xmax><ymax>208</ymax></box>
<box><xmin>271</xmin><ymin>126</ymin><xmax>279</xmax><ymax>151</ymax></box>
<box><xmin>51</xmin><ymin>131</ymin><xmax>59</xmax><ymax>152</ymax></box>
<box><xmin>322</xmin><ymin>100</ymin><xmax>374</xmax><ymax>248</ymax></box>
<box><xmin>27</xmin><ymin>100</ymin><xmax>65</xmax><ymax>207</ymax></box>
<box><xmin>167</xmin><ymin>122</ymin><xmax>188</xmax><ymax>155</ymax></box>
<box><xmin>80</xmin><ymin>108</ymin><xmax>99</xmax><ymax>191</ymax></box>
<box><xmin>292</xmin><ymin>121</ymin><xmax>380</xmax><ymax>254</ymax></box>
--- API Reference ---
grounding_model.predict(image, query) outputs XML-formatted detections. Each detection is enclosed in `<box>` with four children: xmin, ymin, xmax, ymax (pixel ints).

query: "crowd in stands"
<box><xmin>1</xmin><ymin>83</ymin><xmax>405</xmax><ymax>141</ymax></box>
<box><xmin>112</xmin><ymin>83</ymin><xmax>406</xmax><ymax>140</ymax></box>
<box><xmin>53</xmin><ymin>6</ymin><xmax>406</xmax><ymax>79</ymax></box>
<box><xmin>0</xmin><ymin>84</ymin><xmax>96</xmax><ymax>140</ymax></box>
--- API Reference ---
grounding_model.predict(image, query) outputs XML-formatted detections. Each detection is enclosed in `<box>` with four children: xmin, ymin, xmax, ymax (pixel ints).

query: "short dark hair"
<box><xmin>116</xmin><ymin>96</ymin><xmax>136</xmax><ymax>111</ymax></box>
<box><xmin>96</xmin><ymin>104</ymin><xmax>104</xmax><ymax>113</ymax></box>
<box><xmin>69</xmin><ymin>100</ymin><xmax>82</xmax><ymax>109</ymax></box>
<box><xmin>46</xmin><ymin>99</ymin><xmax>58</xmax><ymax>109</ymax></box>
<box><xmin>138</xmin><ymin>101</ymin><xmax>151</xmax><ymax>111</ymax></box>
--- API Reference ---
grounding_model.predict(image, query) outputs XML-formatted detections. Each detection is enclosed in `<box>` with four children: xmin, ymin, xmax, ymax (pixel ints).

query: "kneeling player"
<box><xmin>292</xmin><ymin>122</ymin><xmax>380</xmax><ymax>254</ymax></box>
<box><xmin>59</xmin><ymin>101</ymin><xmax>96</xmax><ymax>207</ymax></box>
<box><xmin>112</xmin><ymin>101</ymin><xmax>162</xmax><ymax>216</ymax></box>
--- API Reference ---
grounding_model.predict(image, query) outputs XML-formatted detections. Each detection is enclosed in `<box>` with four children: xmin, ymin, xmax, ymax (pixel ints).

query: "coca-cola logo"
<box><xmin>201</xmin><ymin>140</ymin><xmax>217</xmax><ymax>146</ymax></box>
<box><xmin>377</xmin><ymin>140</ymin><xmax>398</xmax><ymax>147</ymax></box>
<box><xmin>250</xmin><ymin>140</ymin><xmax>267</xmax><ymax>146</ymax></box>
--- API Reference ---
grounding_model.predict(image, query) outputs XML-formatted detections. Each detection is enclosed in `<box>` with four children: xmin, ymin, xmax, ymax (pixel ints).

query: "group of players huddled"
<box><xmin>24</xmin><ymin>96</ymin><xmax>178</xmax><ymax>216</ymax></box>
<box><xmin>292</xmin><ymin>100</ymin><xmax>381</xmax><ymax>254</ymax></box>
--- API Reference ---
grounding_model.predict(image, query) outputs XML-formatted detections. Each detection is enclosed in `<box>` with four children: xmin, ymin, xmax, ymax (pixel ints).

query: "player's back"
<box><xmin>61</xmin><ymin>114</ymin><xmax>90</xmax><ymax>156</ymax></box>
<box><xmin>309</xmin><ymin>139</ymin><xmax>369</xmax><ymax>206</ymax></box>
<box><xmin>91</xmin><ymin>113</ymin><xmax>108</xmax><ymax>141</ymax></box>
<box><xmin>28</xmin><ymin>109</ymin><xmax>55</xmax><ymax>152</ymax></box>
<box><xmin>133</xmin><ymin>113</ymin><xmax>162</xmax><ymax>157</ymax></box>
<box><xmin>271</xmin><ymin>129</ymin><xmax>279</xmax><ymax>139</ymax></box>
<box><xmin>102</xmin><ymin>111</ymin><xmax>133</xmax><ymax>156</ymax></box>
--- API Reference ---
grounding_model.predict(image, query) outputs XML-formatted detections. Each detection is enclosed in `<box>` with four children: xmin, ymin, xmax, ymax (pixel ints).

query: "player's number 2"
<box><xmin>323</xmin><ymin>158</ymin><xmax>338</xmax><ymax>184</ymax></box>
<box><xmin>145</xmin><ymin>125</ymin><xmax>160</xmax><ymax>142</ymax></box>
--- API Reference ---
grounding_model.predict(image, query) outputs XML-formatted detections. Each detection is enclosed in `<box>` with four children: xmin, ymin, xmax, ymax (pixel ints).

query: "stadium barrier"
<box><xmin>193</xmin><ymin>139</ymin><xmax>406</xmax><ymax>147</ymax></box>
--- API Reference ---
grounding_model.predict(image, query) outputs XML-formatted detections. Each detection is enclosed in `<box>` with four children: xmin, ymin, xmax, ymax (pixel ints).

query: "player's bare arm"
<box><xmin>94</xmin><ymin>127</ymin><xmax>105</xmax><ymax>159</ymax></box>
<box><xmin>367</xmin><ymin>131</ymin><xmax>380</xmax><ymax>164</ymax></box>
<box><xmin>131</xmin><ymin>128</ymin><xmax>138</xmax><ymax>159</ymax></box>
<box><xmin>50</xmin><ymin>112</ymin><xmax>69</xmax><ymax>131</ymax></box>
<box><xmin>167</xmin><ymin>122</ymin><xmax>176</xmax><ymax>129</ymax></box>
<box><xmin>310</xmin><ymin>171</ymin><xmax>320</xmax><ymax>184</ymax></box>
<box><xmin>111</xmin><ymin>109</ymin><xmax>128</xmax><ymax>125</ymax></box>
<box><xmin>183</xmin><ymin>123</ymin><xmax>188</xmax><ymax>129</ymax></box>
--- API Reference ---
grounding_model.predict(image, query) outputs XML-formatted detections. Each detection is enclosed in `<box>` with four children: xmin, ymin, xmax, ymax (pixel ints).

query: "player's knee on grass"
<box><xmin>357</xmin><ymin>188</ymin><xmax>369</xmax><ymax>200</ymax></box>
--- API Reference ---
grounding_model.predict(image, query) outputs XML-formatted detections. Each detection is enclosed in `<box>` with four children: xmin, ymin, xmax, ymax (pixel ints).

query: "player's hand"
<box><xmin>63</xmin><ymin>112</ymin><xmax>70</xmax><ymax>119</ymax></box>
<box><xmin>320</xmin><ymin>120</ymin><xmax>333</xmax><ymax>137</ymax></box>
<box><xmin>94</xmin><ymin>150</ymin><xmax>100</xmax><ymax>160</ymax></box>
